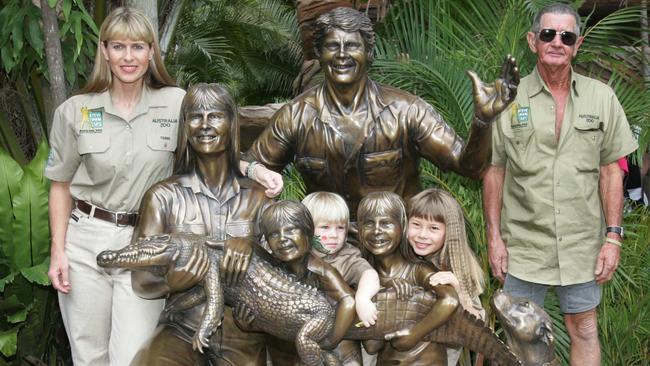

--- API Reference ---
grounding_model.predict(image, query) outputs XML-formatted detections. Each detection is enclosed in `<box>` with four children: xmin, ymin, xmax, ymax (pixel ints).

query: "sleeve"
<box><xmin>409</xmin><ymin>98</ymin><xmax>465</xmax><ymax>172</ymax></box>
<box><xmin>490</xmin><ymin>107</ymin><xmax>510</xmax><ymax>167</ymax></box>
<box><xmin>336</xmin><ymin>246</ymin><xmax>373</xmax><ymax>286</ymax></box>
<box><xmin>131</xmin><ymin>183</ymin><xmax>170</xmax><ymax>242</ymax></box>
<box><xmin>600</xmin><ymin>91</ymin><xmax>639</xmax><ymax>165</ymax></box>
<box><xmin>243</xmin><ymin>104</ymin><xmax>295</xmax><ymax>172</ymax></box>
<box><xmin>317</xmin><ymin>259</ymin><xmax>355</xmax><ymax>301</ymax></box>
<box><xmin>44</xmin><ymin>102</ymin><xmax>81</xmax><ymax>182</ymax></box>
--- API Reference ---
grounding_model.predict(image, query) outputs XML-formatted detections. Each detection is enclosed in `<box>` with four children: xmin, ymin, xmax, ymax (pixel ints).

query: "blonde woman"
<box><xmin>45</xmin><ymin>7</ymin><xmax>185</xmax><ymax>365</ymax></box>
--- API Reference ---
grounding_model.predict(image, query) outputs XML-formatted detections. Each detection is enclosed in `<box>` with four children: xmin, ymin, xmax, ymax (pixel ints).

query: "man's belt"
<box><xmin>75</xmin><ymin>200</ymin><xmax>138</xmax><ymax>227</ymax></box>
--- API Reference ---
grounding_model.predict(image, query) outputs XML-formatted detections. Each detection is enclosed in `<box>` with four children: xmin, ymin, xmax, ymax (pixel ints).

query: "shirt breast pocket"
<box><xmin>573</xmin><ymin>121</ymin><xmax>603</xmax><ymax>172</ymax></box>
<box><xmin>505</xmin><ymin>128</ymin><xmax>534</xmax><ymax>152</ymax></box>
<box><xmin>362</xmin><ymin>149</ymin><xmax>403</xmax><ymax>187</ymax></box>
<box><xmin>77</xmin><ymin>134</ymin><xmax>113</xmax><ymax>184</ymax></box>
<box><xmin>295</xmin><ymin>156</ymin><xmax>328</xmax><ymax>181</ymax></box>
<box><xmin>78</xmin><ymin>134</ymin><xmax>110</xmax><ymax>154</ymax></box>
<box><xmin>147</xmin><ymin>121</ymin><xmax>178</xmax><ymax>151</ymax></box>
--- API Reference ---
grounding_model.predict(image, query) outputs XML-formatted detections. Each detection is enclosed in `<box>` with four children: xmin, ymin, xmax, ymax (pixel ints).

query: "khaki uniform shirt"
<box><xmin>313</xmin><ymin>243</ymin><xmax>373</xmax><ymax>287</ymax></box>
<box><xmin>245</xmin><ymin>79</ymin><xmax>479</xmax><ymax>218</ymax></box>
<box><xmin>491</xmin><ymin>67</ymin><xmax>638</xmax><ymax>285</ymax></box>
<box><xmin>45</xmin><ymin>86</ymin><xmax>185</xmax><ymax>213</ymax></box>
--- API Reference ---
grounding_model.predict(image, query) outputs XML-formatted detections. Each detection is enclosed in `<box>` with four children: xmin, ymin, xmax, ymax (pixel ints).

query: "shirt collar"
<box><xmin>87</xmin><ymin>84</ymin><xmax>166</xmax><ymax>121</ymax></box>
<box><xmin>179</xmin><ymin>168</ymin><xmax>241</xmax><ymax>203</ymax></box>
<box><xmin>528</xmin><ymin>66</ymin><xmax>580</xmax><ymax>98</ymax></box>
<box><xmin>313</xmin><ymin>79</ymin><xmax>389</xmax><ymax>124</ymax></box>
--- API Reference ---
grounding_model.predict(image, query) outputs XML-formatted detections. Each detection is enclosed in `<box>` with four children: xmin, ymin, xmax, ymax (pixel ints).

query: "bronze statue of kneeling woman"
<box><xmin>129</xmin><ymin>83</ymin><xmax>272</xmax><ymax>366</ymax></box>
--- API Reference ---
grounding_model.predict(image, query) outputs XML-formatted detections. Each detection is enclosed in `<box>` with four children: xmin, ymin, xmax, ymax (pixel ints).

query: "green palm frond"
<box><xmin>168</xmin><ymin>0</ymin><xmax>301</xmax><ymax>104</ymax></box>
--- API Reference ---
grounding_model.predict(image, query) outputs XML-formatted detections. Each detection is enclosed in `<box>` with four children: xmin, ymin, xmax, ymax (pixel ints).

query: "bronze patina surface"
<box><xmin>245</xmin><ymin>7</ymin><xmax>519</xmax><ymax>217</ymax></box>
<box><xmin>98</xmin><ymin>232</ymin><xmax>522</xmax><ymax>366</ymax></box>
<box><xmin>127</xmin><ymin>83</ymin><xmax>271</xmax><ymax>365</ymax></box>
<box><xmin>492</xmin><ymin>290</ymin><xmax>560</xmax><ymax>366</ymax></box>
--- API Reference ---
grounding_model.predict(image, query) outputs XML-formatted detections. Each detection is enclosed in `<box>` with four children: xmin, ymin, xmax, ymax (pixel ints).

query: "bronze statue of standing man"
<box><xmin>246</xmin><ymin>7</ymin><xmax>519</xmax><ymax>217</ymax></box>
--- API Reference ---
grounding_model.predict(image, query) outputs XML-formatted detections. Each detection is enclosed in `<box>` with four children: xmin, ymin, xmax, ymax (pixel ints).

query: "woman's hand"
<box><xmin>48</xmin><ymin>249</ymin><xmax>71</xmax><ymax>293</ymax></box>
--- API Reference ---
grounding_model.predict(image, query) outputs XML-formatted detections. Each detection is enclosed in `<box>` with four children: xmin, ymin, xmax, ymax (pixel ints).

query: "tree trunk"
<box><xmin>40</xmin><ymin>0</ymin><xmax>67</xmax><ymax>132</ymax></box>
<box><xmin>159</xmin><ymin>0</ymin><xmax>187</xmax><ymax>58</ymax></box>
<box><xmin>126</xmin><ymin>0</ymin><xmax>158</xmax><ymax>38</ymax></box>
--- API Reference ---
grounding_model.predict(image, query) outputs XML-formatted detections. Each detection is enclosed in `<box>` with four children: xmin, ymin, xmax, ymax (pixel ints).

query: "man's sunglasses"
<box><xmin>538</xmin><ymin>29</ymin><xmax>578</xmax><ymax>46</ymax></box>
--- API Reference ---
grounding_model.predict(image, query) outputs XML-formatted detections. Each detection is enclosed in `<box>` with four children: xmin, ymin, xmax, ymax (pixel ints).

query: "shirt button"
<box><xmin>345</xmin><ymin>194</ymin><xmax>350</xmax><ymax>199</ymax></box>
<box><xmin>559</xmin><ymin>237</ymin><xmax>563</xmax><ymax>242</ymax></box>
<box><xmin>556</xmin><ymin>181</ymin><xmax>560</xmax><ymax>186</ymax></box>
<box><xmin>556</xmin><ymin>209</ymin><xmax>561</xmax><ymax>214</ymax></box>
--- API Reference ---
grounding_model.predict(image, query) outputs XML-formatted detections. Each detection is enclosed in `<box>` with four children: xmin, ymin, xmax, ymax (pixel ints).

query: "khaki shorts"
<box><xmin>504</xmin><ymin>274</ymin><xmax>601</xmax><ymax>314</ymax></box>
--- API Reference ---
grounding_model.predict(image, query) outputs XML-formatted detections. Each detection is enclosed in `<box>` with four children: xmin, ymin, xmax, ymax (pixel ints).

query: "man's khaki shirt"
<box><xmin>45</xmin><ymin>86</ymin><xmax>185</xmax><ymax>213</ymax></box>
<box><xmin>245</xmin><ymin>79</ymin><xmax>474</xmax><ymax>218</ymax></box>
<box><xmin>491</xmin><ymin>67</ymin><xmax>637</xmax><ymax>285</ymax></box>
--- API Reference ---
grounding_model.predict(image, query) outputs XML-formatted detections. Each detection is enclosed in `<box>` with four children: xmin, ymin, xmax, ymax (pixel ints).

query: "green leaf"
<box><xmin>26</xmin><ymin>18</ymin><xmax>44</xmax><ymax>58</ymax></box>
<box><xmin>0</xmin><ymin>294</ymin><xmax>23</xmax><ymax>316</ymax></box>
<box><xmin>0</xmin><ymin>148</ymin><xmax>24</xmax><ymax>259</ymax></box>
<box><xmin>0</xmin><ymin>327</ymin><xmax>18</xmax><ymax>357</ymax></box>
<box><xmin>10</xmin><ymin>163</ymin><xmax>50</xmax><ymax>268</ymax></box>
<box><xmin>73</xmin><ymin>12</ymin><xmax>83</xmax><ymax>60</ymax></box>
<box><xmin>20</xmin><ymin>258</ymin><xmax>51</xmax><ymax>286</ymax></box>
<box><xmin>6</xmin><ymin>302</ymin><xmax>30</xmax><ymax>323</ymax></box>
<box><xmin>0</xmin><ymin>272</ymin><xmax>16</xmax><ymax>292</ymax></box>
<box><xmin>47</xmin><ymin>0</ymin><xmax>57</xmax><ymax>9</ymax></box>
<box><xmin>0</xmin><ymin>48</ymin><xmax>15</xmax><ymax>72</ymax></box>
<box><xmin>62</xmin><ymin>0</ymin><xmax>72</xmax><ymax>20</ymax></box>
<box><xmin>10</xmin><ymin>14</ymin><xmax>24</xmax><ymax>59</ymax></box>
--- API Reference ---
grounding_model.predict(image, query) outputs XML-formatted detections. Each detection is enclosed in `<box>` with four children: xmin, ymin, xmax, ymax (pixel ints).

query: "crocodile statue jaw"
<box><xmin>492</xmin><ymin>290</ymin><xmax>560</xmax><ymax>366</ymax></box>
<box><xmin>98</xmin><ymin>233</ymin><xmax>523</xmax><ymax>366</ymax></box>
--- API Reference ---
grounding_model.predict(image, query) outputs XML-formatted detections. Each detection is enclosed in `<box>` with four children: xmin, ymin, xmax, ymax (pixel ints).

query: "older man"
<box><xmin>244</xmin><ymin>7</ymin><xmax>518</xmax><ymax>218</ymax></box>
<box><xmin>483</xmin><ymin>4</ymin><xmax>637</xmax><ymax>365</ymax></box>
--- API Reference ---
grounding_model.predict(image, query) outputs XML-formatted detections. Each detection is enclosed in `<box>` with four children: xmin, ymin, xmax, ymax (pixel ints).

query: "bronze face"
<box><xmin>267</xmin><ymin>224</ymin><xmax>311</xmax><ymax>263</ymax></box>
<box><xmin>319</xmin><ymin>28</ymin><xmax>368</xmax><ymax>88</ymax></box>
<box><xmin>185</xmin><ymin>107</ymin><xmax>231</xmax><ymax>156</ymax></box>
<box><xmin>359</xmin><ymin>215</ymin><xmax>402</xmax><ymax>257</ymax></box>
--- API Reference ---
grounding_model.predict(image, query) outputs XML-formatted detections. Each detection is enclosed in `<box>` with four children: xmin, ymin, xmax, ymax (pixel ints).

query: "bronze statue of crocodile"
<box><xmin>97</xmin><ymin>233</ymin><xmax>522</xmax><ymax>366</ymax></box>
<box><xmin>492</xmin><ymin>289</ymin><xmax>560</xmax><ymax>366</ymax></box>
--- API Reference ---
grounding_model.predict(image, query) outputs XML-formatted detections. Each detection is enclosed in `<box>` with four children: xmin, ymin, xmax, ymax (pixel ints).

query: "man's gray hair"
<box><xmin>532</xmin><ymin>3</ymin><xmax>581</xmax><ymax>36</ymax></box>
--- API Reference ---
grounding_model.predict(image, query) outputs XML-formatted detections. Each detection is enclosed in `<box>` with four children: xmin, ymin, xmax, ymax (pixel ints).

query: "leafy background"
<box><xmin>0</xmin><ymin>0</ymin><xmax>648</xmax><ymax>364</ymax></box>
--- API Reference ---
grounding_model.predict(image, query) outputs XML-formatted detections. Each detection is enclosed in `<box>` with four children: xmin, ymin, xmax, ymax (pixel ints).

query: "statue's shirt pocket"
<box><xmin>361</xmin><ymin>148</ymin><xmax>403</xmax><ymax>186</ymax></box>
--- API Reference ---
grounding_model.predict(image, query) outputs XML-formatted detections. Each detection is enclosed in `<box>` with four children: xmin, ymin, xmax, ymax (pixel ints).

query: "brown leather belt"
<box><xmin>75</xmin><ymin>200</ymin><xmax>138</xmax><ymax>227</ymax></box>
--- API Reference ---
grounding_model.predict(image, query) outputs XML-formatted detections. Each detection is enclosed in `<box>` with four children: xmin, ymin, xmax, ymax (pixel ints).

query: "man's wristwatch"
<box><xmin>606</xmin><ymin>226</ymin><xmax>624</xmax><ymax>238</ymax></box>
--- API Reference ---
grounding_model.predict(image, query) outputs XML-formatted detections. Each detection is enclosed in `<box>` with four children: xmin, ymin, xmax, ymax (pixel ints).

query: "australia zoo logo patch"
<box><xmin>79</xmin><ymin>107</ymin><xmax>104</xmax><ymax>133</ymax></box>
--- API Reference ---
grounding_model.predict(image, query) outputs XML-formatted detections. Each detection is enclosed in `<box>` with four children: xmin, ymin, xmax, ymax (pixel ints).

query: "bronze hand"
<box><xmin>468</xmin><ymin>54</ymin><xmax>520</xmax><ymax>122</ymax></box>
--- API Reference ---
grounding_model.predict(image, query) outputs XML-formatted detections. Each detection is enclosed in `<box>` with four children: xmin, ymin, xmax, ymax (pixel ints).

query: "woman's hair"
<box><xmin>357</xmin><ymin>192</ymin><xmax>420</xmax><ymax>264</ymax></box>
<box><xmin>81</xmin><ymin>7</ymin><xmax>175</xmax><ymax>93</ymax></box>
<box><xmin>260</xmin><ymin>200</ymin><xmax>315</xmax><ymax>239</ymax></box>
<box><xmin>302</xmin><ymin>191</ymin><xmax>349</xmax><ymax>227</ymax></box>
<box><xmin>174</xmin><ymin>83</ymin><xmax>240</xmax><ymax>175</ymax></box>
<box><xmin>407</xmin><ymin>188</ymin><xmax>485</xmax><ymax>298</ymax></box>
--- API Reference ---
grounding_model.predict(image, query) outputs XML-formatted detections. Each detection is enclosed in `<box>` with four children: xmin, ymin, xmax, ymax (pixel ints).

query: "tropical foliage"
<box><xmin>0</xmin><ymin>0</ymin><xmax>98</xmax><ymax>164</ymax></box>
<box><xmin>0</xmin><ymin>142</ymin><xmax>68</xmax><ymax>363</ymax></box>
<box><xmin>166</xmin><ymin>0</ymin><xmax>302</xmax><ymax>105</ymax></box>
<box><xmin>363</xmin><ymin>0</ymin><xmax>649</xmax><ymax>364</ymax></box>
<box><xmin>0</xmin><ymin>0</ymin><xmax>648</xmax><ymax>364</ymax></box>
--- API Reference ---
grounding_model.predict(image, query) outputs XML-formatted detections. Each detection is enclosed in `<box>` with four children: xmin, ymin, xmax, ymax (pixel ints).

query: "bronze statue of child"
<box><xmin>302</xmin><ymin>192</ymin><xmax>381</xmax><ymax>365</ymax></box>
<box><xmin>357</xmin><ymin>191</ymin><xmax>460</xmax><ymax>366</ymax></box>
<box><xmin>236</xmin><ymin>200</ymin><xmax>357</xmax><ymax>365</ymax></box>
<box><xmin>406</xmin><ymin>188</ymin><xmax>486</xmax><ymax>365</ymax></box>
